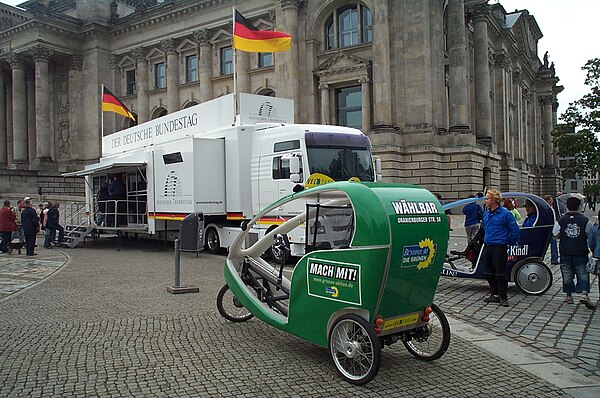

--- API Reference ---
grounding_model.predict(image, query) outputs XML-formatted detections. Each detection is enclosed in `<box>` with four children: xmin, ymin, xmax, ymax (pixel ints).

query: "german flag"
<box><xmin>233</xmin><ymin>10</ymin><xmax>291</xmax><ymax>53</ymax></box>
<box><xmin>102</xmin><ymin>86</ymin><xmax>135</xmax><ymax>121</ymax></box>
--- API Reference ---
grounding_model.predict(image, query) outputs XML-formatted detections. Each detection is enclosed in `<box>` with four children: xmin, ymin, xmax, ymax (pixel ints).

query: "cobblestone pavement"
<box><xmin>438</xmin><ymin>210</ymin><xmax>600</xmax><ymax>382</ymax></box>
<box><xmin>0</xmin><ymin>239</ymin><xmax>575</xmax><ymax>397</ymax></box>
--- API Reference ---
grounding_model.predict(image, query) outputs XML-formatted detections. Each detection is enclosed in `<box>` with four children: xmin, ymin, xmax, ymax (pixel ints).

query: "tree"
<box><xmin>552</xmin><ymin>58</ymin><xmax>600</xmax><ymax>178</ymax></box>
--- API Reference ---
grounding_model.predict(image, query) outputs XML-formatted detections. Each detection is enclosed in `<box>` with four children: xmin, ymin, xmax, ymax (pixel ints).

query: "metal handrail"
<box><xmin>95</xmin><ymin>199</ymin><xmax>148</xmax><ymax>229</ymax></box>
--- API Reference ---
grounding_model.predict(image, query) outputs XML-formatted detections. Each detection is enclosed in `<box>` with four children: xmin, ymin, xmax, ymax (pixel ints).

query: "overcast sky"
<box><xmin>1</xmin><ymin>0</ymin><xmax>597</xmax><ymax>119</ymax></box>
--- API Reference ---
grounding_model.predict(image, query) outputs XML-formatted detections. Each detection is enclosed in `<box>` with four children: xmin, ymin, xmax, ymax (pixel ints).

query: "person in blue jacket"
<box><xmin>522</xmin><ymin>200</ymin><xmax>537</xmax><ymax>228</ymax></box>
<box><xmin>462</xmin><ymin>195</ymin><xmax>483</xmax><ymax>243</ymax></box>
<box><xmin>481</xmin><ymin>189</ymin><xmax>520</xmax><ymax>307</ymax></box>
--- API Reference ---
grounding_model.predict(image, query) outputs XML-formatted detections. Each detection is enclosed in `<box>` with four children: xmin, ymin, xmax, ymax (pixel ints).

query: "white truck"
<box><xmin>66</xmin><ymin>93</ymin><xmax>380</xmax><ymax>260</ymax></box>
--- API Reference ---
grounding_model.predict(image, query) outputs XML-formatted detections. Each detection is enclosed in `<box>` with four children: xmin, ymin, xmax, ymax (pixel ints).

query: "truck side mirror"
<box><xmin>289</xmin><ymin>157</ymin><xmax>300</xmax><ymax>174</ymax></box>
<box><xmin>289</xmin><ymin>157</ymin><xmax>301</xmax><ymax>183</ymax></box>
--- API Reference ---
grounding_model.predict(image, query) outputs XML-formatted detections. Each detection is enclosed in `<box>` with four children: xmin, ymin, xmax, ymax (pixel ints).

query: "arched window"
<box><xmin>123</xmin><ymin>113</ymin><xmax>138</xmax><ymax>129</ymax></box>
<box><xmin>257</xmin><ymin>88</ymin><xmax>276</xmax><ymax>97</ymax></box>
<box><xmin>325</xmin><ymin>3</ymin><xmax>372</xmax><ymax>50</ymax></box>
<box><xmin>151</xmin><ymin>107</ymin><xmax>168</xmax><ymax>119</ymax></box>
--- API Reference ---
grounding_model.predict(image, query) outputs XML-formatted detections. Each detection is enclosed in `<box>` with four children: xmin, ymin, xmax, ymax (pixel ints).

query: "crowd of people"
<box><xmin>458</xmin><ymin>190</ymin><xmax>599</xmax><ymax>309</ymax></box>
<box><xmin>0</xmin><ymin>197</ymin><xmax>65</xmax><ymax>256</ymax></box>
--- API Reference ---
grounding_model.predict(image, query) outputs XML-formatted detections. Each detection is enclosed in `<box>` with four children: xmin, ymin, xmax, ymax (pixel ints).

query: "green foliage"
<box><xmin>552</xmin><ymin>58</ymin><xmax>600</xmax><ymax>177</ymax></box>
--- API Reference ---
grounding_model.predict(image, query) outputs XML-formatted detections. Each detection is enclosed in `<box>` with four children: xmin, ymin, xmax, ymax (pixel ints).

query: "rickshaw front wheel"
<box><xmin>513</xmin><ymin>258</ymin><xmax>553</xmax><ymax>295</ymax></box>
<box><xmin>216</xmin><ymin>284</ymin><xmax>254</xmax><ymax>322</ymax></box>
<box><xmin>329</xmin><ymin>314</ymin><xmax>381</xmax><ymax>385</ymax></box>
<box><xmin>403</xmin><ymin>303</ymin><xmax>450</xmax><ymax>361</ymax></box>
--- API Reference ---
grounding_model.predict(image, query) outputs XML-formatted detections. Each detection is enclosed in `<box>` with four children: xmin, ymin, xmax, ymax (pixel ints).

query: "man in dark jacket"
<box><xmin>553</xmin><ymin>196</ymin><xmax>595</xmax><ymax>309</ymax></box>
<box><xmin>21</xmin><ymin>199</ymin><xmax>39</xmax><ymax>256</ymax></box>
<box><xmin>0</xmin><ymin>200</ymin><xmax>18</xmax><ymax>253</ymax></box>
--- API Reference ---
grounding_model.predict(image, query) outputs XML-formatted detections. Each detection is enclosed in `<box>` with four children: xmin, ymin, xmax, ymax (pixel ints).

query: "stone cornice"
<box><xmin>112</xmin><ymin>0</ymin><xmax>234</xmax><ymax>37</ymax></box>
<box><xmin>315</xmin><ymin>52</ymin><xmax>371</xmax><ymax>77</ymax></box>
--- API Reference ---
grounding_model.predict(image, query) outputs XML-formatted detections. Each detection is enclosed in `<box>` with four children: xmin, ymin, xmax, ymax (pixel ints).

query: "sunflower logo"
<box><xmin>417</xmin><ymin>238</ymin><xmax>435</xmax><ymax>270</ymax></box>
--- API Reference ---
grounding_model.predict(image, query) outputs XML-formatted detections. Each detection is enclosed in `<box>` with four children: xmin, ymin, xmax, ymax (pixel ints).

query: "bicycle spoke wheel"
<box><xmin>403</xmin><ymin>303</ymin><xmax>450</xmax><ymax>361</ymax></box>
<box><xmin>329</xmin><ymin>314</ymin><xmax>381</xmax><ymax>385</ymax></box>
<box><xmin>216</xmin><ymin>284</ymin><xmax>254</xmax><ymax>322</ymax></box>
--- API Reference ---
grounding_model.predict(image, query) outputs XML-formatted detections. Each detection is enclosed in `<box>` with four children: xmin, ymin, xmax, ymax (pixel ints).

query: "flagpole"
<box><xmin>232</xmin><ymin>5</ymin><xmax>238</xmax><ymax>124</ymax></box>
<box><xmin>100</xmin><ymin>84</ymin><xmax>104</xmax><ymax>152</ymax></box>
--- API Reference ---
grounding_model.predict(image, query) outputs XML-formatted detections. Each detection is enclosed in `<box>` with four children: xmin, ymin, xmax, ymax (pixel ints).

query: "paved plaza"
<box><xmin>0</xmin><ymin>226</ymin><xmax>599</xmax><ymax>397</ymax></box>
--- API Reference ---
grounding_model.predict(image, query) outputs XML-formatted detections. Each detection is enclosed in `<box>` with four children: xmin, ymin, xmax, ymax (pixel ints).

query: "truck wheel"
<box><xmin>329</xmin><ymin>314</ymin><xmax>381</xmax><ymax>385</ymax></box>
<box><xmin>513</xmin><ymin>258</ymin><xmax>553</xmax><ymax>295</ymax></box>
<box><xmin>403</xmin><ymin>303</ymin><xmax>450</xmax><ymax>361</ymax></box>
<box><xmin>204</xmin><ymin>227</ymin><xmax>220</xmax><ymax>254</ymax></box>
<box><xmin>216</xmin><ymin>284</ymin><xmax>254</xmax><ymax>322</ymax></box>
<box><xmin>270</xmin><ymin>234</ymin><xmax>290</xmax><ymax>264</ymax></box>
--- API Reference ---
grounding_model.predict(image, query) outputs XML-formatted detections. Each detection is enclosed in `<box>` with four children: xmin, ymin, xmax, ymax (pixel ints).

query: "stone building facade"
<box><xmin>0</xmin><ymin>0</ymin><xmax>562</xmax><ymax>201</ymax></box>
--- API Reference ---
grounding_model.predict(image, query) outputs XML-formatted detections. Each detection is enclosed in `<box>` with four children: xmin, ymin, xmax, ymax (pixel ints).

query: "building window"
<box><xmin>185</xmin><ymin>55</ymin><xmax>198</xmax><ymax>83</ymax></box>
<box><xmin>336</xmin><ymin>86</ymin><xmax>362</xmax><ymax>129</ymax></box>
<box><xmin>325</xmin><ymin>4</ymin><xmax>373</xmax><ymax>50</ymax></box>
<box><xmin>220</xmin><ymin>47</ymin><xmax>233</xmax><ymax>75</ymax></box>
<box><xmin>126</xmin><ymin>69</ymin><xmax>136</xmax><ymax>95</ymax></box>
<box><xmin>154</xmin><ymin>62</ymin><xmax>166</xmax><ymax>89</ymax></box>
<box><xmin>258</xmin><ymin>52</ymin><xmax>273</xmax><ymax>68</ymax></box>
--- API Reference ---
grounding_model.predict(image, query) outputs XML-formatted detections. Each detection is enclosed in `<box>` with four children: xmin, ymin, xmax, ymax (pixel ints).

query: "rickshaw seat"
<box><xmin>449</xmin><ymin>227</ymin><xmax>484</xmax><ymax>258</ymax></box>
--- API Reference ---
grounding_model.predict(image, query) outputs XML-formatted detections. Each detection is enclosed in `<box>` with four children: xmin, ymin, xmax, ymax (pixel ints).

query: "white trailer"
<box><xmin>65</xmin><ymin>93</ymin><xmax>380</xmax><ymax>259</ymax></box>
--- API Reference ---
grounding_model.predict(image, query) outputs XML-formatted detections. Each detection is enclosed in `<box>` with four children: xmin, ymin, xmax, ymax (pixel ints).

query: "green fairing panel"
<box><xmin>286</xmin><ymin>248</ymin><xmax>389</xmax><ymax>348</ymax></box>
<box><xmin>371</xmin><ymin>186</ymin><xmax>449</xmax><ymax>317</ymax></box>
<box><xmin>224</xmin><ymin>260</ymin><xmax>287</xmax><ymax>329</ymax></box>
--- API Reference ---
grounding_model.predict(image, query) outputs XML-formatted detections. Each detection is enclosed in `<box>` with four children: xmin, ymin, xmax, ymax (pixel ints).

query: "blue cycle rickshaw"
<box><xmin>442</xmin><ymin>192</ymin><xmax>554</xmax><ymax>295</ymax></box>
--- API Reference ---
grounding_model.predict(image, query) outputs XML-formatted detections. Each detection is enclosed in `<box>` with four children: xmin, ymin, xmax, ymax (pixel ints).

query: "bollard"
<box><xmin>174</xmin><ymin>238</ymin><xmax>181</xmax><ymax>287</ymax></box>
<box><xmin>167</xmin><ymin>238</ymin><xmax>199</xmax><ymax>294</ymax></box>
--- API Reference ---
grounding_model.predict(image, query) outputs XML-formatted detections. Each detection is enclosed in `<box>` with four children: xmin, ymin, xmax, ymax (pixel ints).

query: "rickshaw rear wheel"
<box><xmin>328</xmin><ymin>314</ymin><xmax>381</xmax><ymax>385</ymax></box>
<box><xmin>216</xmin><ymin>284</ymin><xmax>254</xmax><ymax>322</ymax></box>
<box><xmin>403</xmin><ymin>303</ymin><xmax>450</xmax><ymax>361</ymax></box>
<box><xmin>513</xmin><ymin>258</ymin><xmax>553</xmax><ymax>295</ymax></box>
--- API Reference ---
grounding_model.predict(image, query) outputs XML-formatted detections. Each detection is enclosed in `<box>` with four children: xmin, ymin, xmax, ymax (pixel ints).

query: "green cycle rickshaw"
<box><xmin>218</xmin><ymin>182</ymin><xmax>450</xmax><ymax>385</ymax></box>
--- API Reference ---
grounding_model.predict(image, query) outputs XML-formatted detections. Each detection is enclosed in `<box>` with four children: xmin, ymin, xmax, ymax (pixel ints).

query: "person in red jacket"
<box><xmin>0</xmin><ymin>200</ymin><xmax>18</xmax><ymax>253</ymax></box>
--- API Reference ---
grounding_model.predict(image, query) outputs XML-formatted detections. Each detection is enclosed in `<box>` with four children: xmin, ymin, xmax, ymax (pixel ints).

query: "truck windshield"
<box><xmin>305</xmin><ymin>132</ymin><xmax>374</xmax><ymax>182</ymax></box>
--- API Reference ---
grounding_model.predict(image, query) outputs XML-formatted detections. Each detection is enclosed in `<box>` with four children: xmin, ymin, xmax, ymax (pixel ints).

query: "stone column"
<box><xmin>161</xmin><ymin>39</ymin><xmax>179</xmax><ymax>114</ymax></box>
<box><xmin>194</xmin><ymin>29</ymin><xmax>213</xmax><ymax>103</ymax></box>
<box><xmin>552</xmin><ymin>101</ymin><xmax>560</xmax><ymax>166</ymax></box>
<box><xmin>7</xmin><ymin>53</ymin><xmax>27</xmax><ymax>165</ymax></box>
<box><xmin>132</xmin><ymin>48</ymin><xmax>148</xmax><ymax>123</ymax></box>
<box><xmin>541</xmin><ymin>96</ymin><xmax>554</xmax><ymax>168</ymax></box>
<box><xmin>447</xmin><ymin>0</ymin><xmax>469</xmax><ymax>131</ymax></box>
<box><xmin>0</xmin><ymin>68</ymin><xmax>6</xmax><ymax>165</ymax></box>
<box><xmin>359</xmin><ymin>76</ymin><xmax>371</xmax><ymax>133</ymax></box>
<box><xmin>32</xmin><ymin>45</ymin><xmax>54</xmax><ymax>164</ymax></box>
<box><xmin>281</xmin><ymin>0</ymin><xmax>300</xmax><ymax>120</ymax></box>
<box><xmin>319</xmin><ymin>82</ymin><xmax>329</xmax><ymax>125</ymax></box>
<box><xmin>472</xmin><ymin>5</ymin><xmax>492</xmax><ymax>143</ymax></box>
<box><xmin>236</xmin><ymin>50</ymin><xmax>250</xmax><ymax>94</ymax></box>
<box><xmin>371</xmin><ymin>0</ymin><xmax>392</xmax><ymax>127</ymax></box>
<box><xmin>106</xmin><ymin>55</ymin><xmax>119</xmax><ymax>133</ymax></box>
<box><xmin>68</xmin><ymin>55</ymin><xmax>83</xmax><ymax>159</ymax></box>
